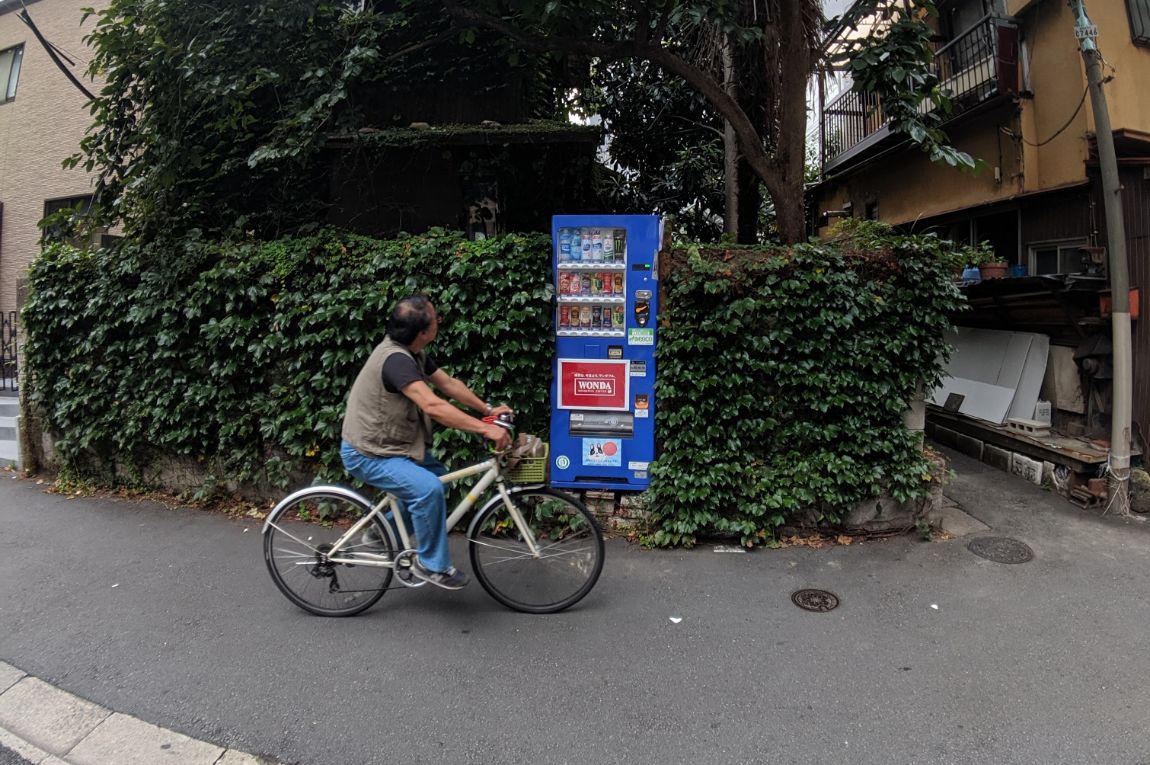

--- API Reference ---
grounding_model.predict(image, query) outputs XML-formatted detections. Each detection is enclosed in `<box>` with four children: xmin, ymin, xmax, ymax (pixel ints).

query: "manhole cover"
<box><xmin>791</xmin><ymin>589</ymin><xmax>839</xmax><ymax>612</ymax></box>
<box><xmin>967</xmin><ymin>536</ymin><xmax>1034</xmax><ymax>564</ymax></box>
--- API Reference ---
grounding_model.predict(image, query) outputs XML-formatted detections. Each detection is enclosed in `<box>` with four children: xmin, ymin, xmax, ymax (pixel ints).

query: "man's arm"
<box><xmin>427</xmin><ymin>368</ymin><xmax>512</xmax><ymax>417</ymax></box>
<box><xmin>402</xmin><ymin>380</ymin><xmax>511</xmax><ymax>448</ymax></box>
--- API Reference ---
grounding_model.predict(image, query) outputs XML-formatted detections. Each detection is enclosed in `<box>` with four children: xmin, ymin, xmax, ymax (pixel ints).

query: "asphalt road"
<box><xmin>1</xmin><ymin>451</ymin><xmax>1149</xmax><ymax>765</ymax></box>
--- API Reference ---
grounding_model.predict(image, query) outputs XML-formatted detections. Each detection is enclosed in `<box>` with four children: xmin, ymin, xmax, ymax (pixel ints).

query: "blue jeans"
<box><xmin>340</xmin><ymin>441</ymin><xmax>452</xmax><ymax>573</ymax></box>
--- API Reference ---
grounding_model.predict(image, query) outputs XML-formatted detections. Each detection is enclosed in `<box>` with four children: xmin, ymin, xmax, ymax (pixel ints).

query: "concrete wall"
<box><xmin>0</xmin><ymin>0</ymin><xmax>103</xmax><ymax>320</ymax></box>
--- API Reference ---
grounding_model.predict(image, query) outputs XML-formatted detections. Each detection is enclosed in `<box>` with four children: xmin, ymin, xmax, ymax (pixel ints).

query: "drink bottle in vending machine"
<box><xmin>550</xmin><ymin>214</ymin><xmax>661</xmax><ymax>491</ymax></box>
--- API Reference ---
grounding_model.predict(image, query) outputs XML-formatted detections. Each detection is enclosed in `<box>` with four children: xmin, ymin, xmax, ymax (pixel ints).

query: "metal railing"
<box><xmin>820</xmin><ymin>15</ymin><xmax>1018</xmax><ymax>166</ymax></box>
<box><xmin>0</xmin><ymin>312</ymin><xmax>18</xmax><ymax>392</ymax></box>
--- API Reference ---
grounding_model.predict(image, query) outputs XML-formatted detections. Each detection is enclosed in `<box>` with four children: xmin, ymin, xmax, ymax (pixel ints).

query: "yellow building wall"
<box><xmin>817</xmin><ymin>0</ymin><xmax>1150</xmax><ymax>232</ymax></box>
<box><xmin>0</xmin><ymin>0</ymin><xmax>104</xmax><ymax>319</ymax></box>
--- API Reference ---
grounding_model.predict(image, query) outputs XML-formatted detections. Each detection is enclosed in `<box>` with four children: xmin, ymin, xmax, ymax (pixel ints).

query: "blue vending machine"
<box><xmin>549</xmin><ymin>214</ymin><xmax>660</xmax><ymax>491</ymax></box>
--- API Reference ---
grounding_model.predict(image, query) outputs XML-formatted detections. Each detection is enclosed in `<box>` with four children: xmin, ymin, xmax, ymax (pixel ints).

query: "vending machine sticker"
<box><xmin>582</xmin><ymin>438</ymin><xmax>622</xmax><ymax>467</ymax></box>
<box><xmin>629</xmin><ymin>361</ymin><xmax>647</xmax><ymax>377</ymax></box>
<box><xmin>557</xmin><ymin>359</ymin><xmax>630</xmax><ymax>410</ymax></box>
<box><xmin>634</xmin><ymin>393</ymin><xmax>649</xmax><ymax>418</ymax></box>
<box><xmin>628</xmin><ymin>328</ymin><xmax>654</xmax><ymax>346</ymax></box>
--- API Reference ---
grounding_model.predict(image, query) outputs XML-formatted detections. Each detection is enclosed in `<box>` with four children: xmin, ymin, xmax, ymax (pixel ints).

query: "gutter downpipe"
<box><xmin>1070</xmin><ymin>0</ymin><xmax>1132</xmax><ymax>513</ymax></box>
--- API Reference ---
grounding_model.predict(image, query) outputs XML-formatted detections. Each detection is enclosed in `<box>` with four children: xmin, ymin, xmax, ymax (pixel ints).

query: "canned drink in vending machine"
<box><xmin>591</xmin><ymin>305</ymin><xmax>602</xmax><ymax>329</ymax></box>
<box><xmin>580</xmin><ymin>306</ymin><xmax>592</xmax><ymax>328</ymax></box>
<box><xmin>580</xmin><ymin>274</ymin><xmax>592</xmax><ymax>296</ymax></box>
<box><xmin>580</xmin><ymin>231</ymin><xmax>592</xmax><ymax>262</ymax></box>
<box><xmin>558</xmin><ymin>305</ymin><xmax>570</xmax><ymax>328</ymax></box>
<box><xmin>613</xmin><ymin>304</ymin><xmax>625</xmax><ymax>329</ymax></box>
<box><xmin>602</xmin><ymin>233</ymin><xmax>614</xmax><ymax>262</ymax></box>
<box><xmin>558</xmin><ymin>272</ymin><xmax>569</xmax><ymax>295</ymax></box>
<box><xmin>613</xmin><ymin>229</ymin><xmax>625</xmax><ymax>258</ymax></box>
<box><xmin>613</xmin><ymin>273</ymin><xmax>624</xmax><ymax>294</ymax></box>
<box><xmin>569</xmin><ymin>229</ymin><xmax>582</xmax><ymax>262</ymax></box>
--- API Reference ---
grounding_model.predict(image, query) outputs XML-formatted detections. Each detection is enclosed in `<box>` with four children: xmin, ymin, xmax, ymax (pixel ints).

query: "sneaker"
<box><xmin>411</xmin><ymin>559</ymin><xmax>469</xmax><ymax>590</ymax></box>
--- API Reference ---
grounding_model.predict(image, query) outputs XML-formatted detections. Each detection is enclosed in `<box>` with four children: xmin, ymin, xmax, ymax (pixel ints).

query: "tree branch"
<box><xmin>441</xmin><ymin>1</ymin><xmax>786</xmax><ymax>200</ymax></box>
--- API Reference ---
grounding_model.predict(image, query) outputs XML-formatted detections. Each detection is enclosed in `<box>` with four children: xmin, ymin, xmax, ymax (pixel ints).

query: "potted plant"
<box><xmin>974</xmin><ymin>243</ymin><xmax>1009</xmax><ymax>279</ymax></box>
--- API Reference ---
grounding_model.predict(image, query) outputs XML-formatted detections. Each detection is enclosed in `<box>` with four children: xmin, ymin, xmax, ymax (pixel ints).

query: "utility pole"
<box><xmin>1069</xmin><ymin>0</ymin><xmax>1132</xmax><ymax>513</ymax></box>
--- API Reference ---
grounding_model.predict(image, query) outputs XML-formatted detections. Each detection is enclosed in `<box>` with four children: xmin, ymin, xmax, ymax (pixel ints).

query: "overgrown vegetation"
<box><xmin>23</xmin><ymin>230</ymin><xmax>554</xmax><ymax>493</ymax></box>
<box><xmin>644</xmin><ymin>219</ymin><xmax>970</xmax><ymax>546</ymax></box>
<box><xmin>24</xmin><ymin>222</ymin><xmax>976</xmax><ymax>544</ymax></box>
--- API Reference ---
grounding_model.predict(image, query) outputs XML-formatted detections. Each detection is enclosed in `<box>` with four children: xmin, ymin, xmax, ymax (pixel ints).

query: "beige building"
<box><xmin>0</xmin><ymin>0</ymin><xmax>103</xmax><ymax>370</ymax></box>
<box><xmin>810</xmin><ymin>0</ymin><xmax>1150</xmax><ymax>487</ymax></box>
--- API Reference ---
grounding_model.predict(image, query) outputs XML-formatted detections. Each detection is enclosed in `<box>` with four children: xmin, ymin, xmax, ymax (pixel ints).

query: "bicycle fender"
<box><xmin>261</xmin><ymin>484</ymin><xmax>374</xmax><ymax>535</ymax></box>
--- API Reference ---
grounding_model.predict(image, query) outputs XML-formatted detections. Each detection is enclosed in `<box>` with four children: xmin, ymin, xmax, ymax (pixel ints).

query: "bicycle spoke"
<box><xmin>469</xmin><ymin>489</ymin><xmax>604</xmax><ymax>613</ymax></box>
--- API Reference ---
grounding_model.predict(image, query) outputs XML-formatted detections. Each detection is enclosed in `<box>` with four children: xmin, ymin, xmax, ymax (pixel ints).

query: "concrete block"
<box><xmin>933</xmin><ymin>425</ymin><xmax>959</xmax><ymax>449</ymax></box>
<box><xmin>1006</xmin><ymin>418</ymin><xmax>1051</xmax><ymax>438</ymax></box>
<box><xmin>1010</xmin><ymin>453</ymin><xmax>1043</xmax><ymax>485</ymax></box>
<box><xmin>982</xmin><ymin>444</ymin><xmax>1011</xmax><ymax>472</ymax></box>
<box><xmin>67</xmin><ymin>713</ymin><xmax>223</xmax><ymax>765</ymax></box>
<box><xmin>956</xmin><ymin>434</ymin><xmax>983</xmax><ymax>460</ymax></box>
<box><xmin>0</xmin><ymin>662</ymin><xmax>25</xmax><ymax>694</ymax></box>
<box><xmin>0</xmin><ymin>677</ymin><xmax>109</xmax><ymax>755</ymax></box>
<box><xmin>0</xmin><ymin>723</ymin><xmax>54</xmax><ymax>765</ymax></box>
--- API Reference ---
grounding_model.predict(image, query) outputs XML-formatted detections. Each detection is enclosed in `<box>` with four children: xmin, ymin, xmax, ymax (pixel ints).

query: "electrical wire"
<box><xmin>1002</xmin><ymin>84</ymin><xmax>1089</xmax><ymax>148</ymax></box>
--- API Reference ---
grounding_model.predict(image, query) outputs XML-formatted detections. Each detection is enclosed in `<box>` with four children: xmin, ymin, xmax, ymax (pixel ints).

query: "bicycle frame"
<box><xmin>316</xmin><ymin>457</ymin><xmax>541</xmax><ymax>568</ymax></box>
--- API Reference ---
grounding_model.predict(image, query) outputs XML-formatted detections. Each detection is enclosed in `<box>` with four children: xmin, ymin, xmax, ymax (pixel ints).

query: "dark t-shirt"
<box><xmin>381</xmin><ymin>352</ymin><xmax>439</xmax><ymax>394</ymax></box>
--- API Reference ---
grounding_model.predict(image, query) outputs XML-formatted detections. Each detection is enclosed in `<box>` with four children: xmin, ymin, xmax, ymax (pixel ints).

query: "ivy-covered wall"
<box><xmin>22</xmin><ymin>223</ymin><xmax>971</xmax><ymax>544</ymax></box>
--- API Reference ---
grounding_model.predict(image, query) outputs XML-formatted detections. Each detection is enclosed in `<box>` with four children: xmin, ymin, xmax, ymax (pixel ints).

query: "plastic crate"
<box><xmin>505</xmin><ymin>442</ymin><xmax>549</xmax><ymax>484</ymax></box>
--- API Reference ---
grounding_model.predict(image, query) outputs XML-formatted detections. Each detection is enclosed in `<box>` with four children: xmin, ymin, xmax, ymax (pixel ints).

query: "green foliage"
<box><xmin>24</xmin><ymin>221</ymin><xmax>973</xmax><ymax>544</ymax></box>
<box><xmin>644</xmin><ymin>219</ymin><xmax>973</xmax><ymax>547</ymax></box>
<box><xmin>72</xmin><ymin>0</ymin><xmax>566</xmax><ymax>247</ymax></box>
<box><xmin>23</xmin><ymin>230</ymin><xmax>554</xmax><ymax>491</ymax></box>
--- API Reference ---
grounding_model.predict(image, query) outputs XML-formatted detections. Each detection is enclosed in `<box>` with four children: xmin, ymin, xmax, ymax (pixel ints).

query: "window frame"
<box><xmin>1129</xmin><ymin>0</ymin><xmax>1150</xmax><ymax>46</ymax></box>
<box><xmin>0</xmin><ymin>43</ymin><xmax>24</xmax><ymax>105</ymax></box>
<box><xmin>1027</xmin><ymin>238</ymin><xmax>1090</xmax><ymax>276</ymax></box>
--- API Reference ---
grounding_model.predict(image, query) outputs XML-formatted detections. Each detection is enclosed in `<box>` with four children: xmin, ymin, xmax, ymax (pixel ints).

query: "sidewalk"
<box><xmin>1</xmin><ymin>451</ymin><xmax>1149</xmax><ymax>764</ymax></box>
<box><xmin>0</xmin><ymin>661</ymin><xmax>277</xmax><ymax>765</ymax></box>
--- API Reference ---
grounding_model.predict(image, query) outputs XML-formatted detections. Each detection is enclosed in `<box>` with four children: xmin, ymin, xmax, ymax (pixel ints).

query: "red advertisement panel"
<box><xmin>557</xmin><ymin>359</ymin><xmax>630</xmax><ymax>410</ymax></box>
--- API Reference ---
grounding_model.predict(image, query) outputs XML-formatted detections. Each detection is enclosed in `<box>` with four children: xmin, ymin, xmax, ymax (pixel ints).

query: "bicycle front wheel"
<box><xmin>468</xmin><ymin>488</ymin><xmax>604</xmax><ymax>614</ymax></box>
<box><xmin>263</xmin><ymin>487</ymin><xmax>395</xmax><ymax>617</ymax></box>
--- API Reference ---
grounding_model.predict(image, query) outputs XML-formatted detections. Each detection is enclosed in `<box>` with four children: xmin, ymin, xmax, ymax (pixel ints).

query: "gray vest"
<box><xmin>341</xmin><ymin>338</ymin><xmax>434</xmax><ymax>460</ymax></box>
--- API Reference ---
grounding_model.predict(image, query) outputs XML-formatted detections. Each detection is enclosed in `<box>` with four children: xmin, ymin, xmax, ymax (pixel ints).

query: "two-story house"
<box><xmin>810</xmin><ymin>0</ymin><xmax>1150</xmax><ymax>499</ymax></box>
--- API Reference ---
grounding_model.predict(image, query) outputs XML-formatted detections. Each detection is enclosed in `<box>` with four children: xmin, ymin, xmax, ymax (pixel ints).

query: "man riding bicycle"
<box><xmin>340</xmin><ymin>295</ymin><xmax>512</xmax><ymax>590</ymax></box>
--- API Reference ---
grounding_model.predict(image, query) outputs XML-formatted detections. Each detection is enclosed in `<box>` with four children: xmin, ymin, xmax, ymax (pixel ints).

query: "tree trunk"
<box><xmin>722</xmin><ymin>38</ymin><xmax>739</xmax><ymax>239</ymax></box>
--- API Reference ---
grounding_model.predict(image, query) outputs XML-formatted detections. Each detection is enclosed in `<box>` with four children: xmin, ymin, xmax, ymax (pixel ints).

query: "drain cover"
<box><xmin>967</xmin><ymin>536</ymin><xmax>1034</xmax><ymax>564</ymax></box>
<box><xmin>792</xmin><ymin>589</ymin><xmax>839</xmax><ymax>612</ymax></box>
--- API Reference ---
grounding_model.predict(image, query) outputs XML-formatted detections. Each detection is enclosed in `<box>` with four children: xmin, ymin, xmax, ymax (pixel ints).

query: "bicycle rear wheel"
<box><xmin>468</xmin><ymin>488</ymin><xmax>604</xmax><ymax>614</ymax></box>
<box><xmin>263</xmin><ymin>487</ymin><xmax>395</xmax><ymax>617</ymax></box>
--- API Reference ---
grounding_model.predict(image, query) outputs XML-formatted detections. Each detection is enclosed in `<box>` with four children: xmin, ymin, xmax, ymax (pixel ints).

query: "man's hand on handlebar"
<box><xmin>489</xmin><ymin>404</ymin><xmax>514</xmax><ymax>418</ymax></box>
<box><xmin>482</xmin><ymin>422</ymin><xmax>512</xmax><ymax>451</ymax></box>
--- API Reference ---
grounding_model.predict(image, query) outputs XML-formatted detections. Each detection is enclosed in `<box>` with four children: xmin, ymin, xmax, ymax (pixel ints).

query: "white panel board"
<box><xmin>930</xmin><ymin>328</ymin><xmax>1052</xmax><ymax>426</ymax></box>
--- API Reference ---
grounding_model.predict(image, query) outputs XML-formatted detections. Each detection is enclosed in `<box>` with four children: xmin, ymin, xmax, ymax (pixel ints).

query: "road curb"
<box><xmin>0</xmin><ymin>662</ymin><xmax>280</xmax><ymax>765</ymax></box>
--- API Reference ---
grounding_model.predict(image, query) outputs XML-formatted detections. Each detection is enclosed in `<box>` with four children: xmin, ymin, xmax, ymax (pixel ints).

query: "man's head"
<box><xmin>387</xmin><ymin>295</ymin><xmax>438</xmax><ymax>347</ymax></box>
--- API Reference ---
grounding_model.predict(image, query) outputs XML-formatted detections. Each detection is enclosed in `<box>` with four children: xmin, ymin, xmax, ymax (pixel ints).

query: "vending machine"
<box><xmin>549</xmin><ymin>214</ymin><xmax>660</xmax><ymax>491</ymax></box>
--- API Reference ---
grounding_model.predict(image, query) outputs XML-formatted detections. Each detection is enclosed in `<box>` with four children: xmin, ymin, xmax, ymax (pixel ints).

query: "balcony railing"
<box><xmin>819</xmin><ymin>15</ymin><xmax>1019</xmax><ymax>169</ymax></box>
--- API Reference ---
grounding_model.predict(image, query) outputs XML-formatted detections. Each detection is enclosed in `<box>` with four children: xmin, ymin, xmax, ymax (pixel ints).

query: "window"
<box><xmin>42</xmin><ymin>195</ymin><xmax>94</xmax><ymax>245</ymax></box>
<box><xmin>1130</xmin><ymin>0</ymin><xmax>1150</xmax><ymax>46</ymax></box>
<box><xmin>1028</xmin><ymin>240</ymin><xmax>1089</xmax><ymax>276</ymax></box>
<box><xmin>0</xmin><ymin>44</ymin><xmax>22</xmax><ymax>104</ymax></box>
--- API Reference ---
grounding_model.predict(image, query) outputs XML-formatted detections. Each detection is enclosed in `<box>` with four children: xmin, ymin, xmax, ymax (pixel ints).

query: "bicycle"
<box><xmin>262</xmin><ymin>417</ymin><xmax>605</xmax><ymax>615</ymax></box>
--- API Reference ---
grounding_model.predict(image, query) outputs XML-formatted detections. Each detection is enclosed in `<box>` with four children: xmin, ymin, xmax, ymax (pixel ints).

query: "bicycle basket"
<box><xmin>505</xmin><ymin>436</ymin><xmax>549</xmax><ymax>484</ymax></box>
